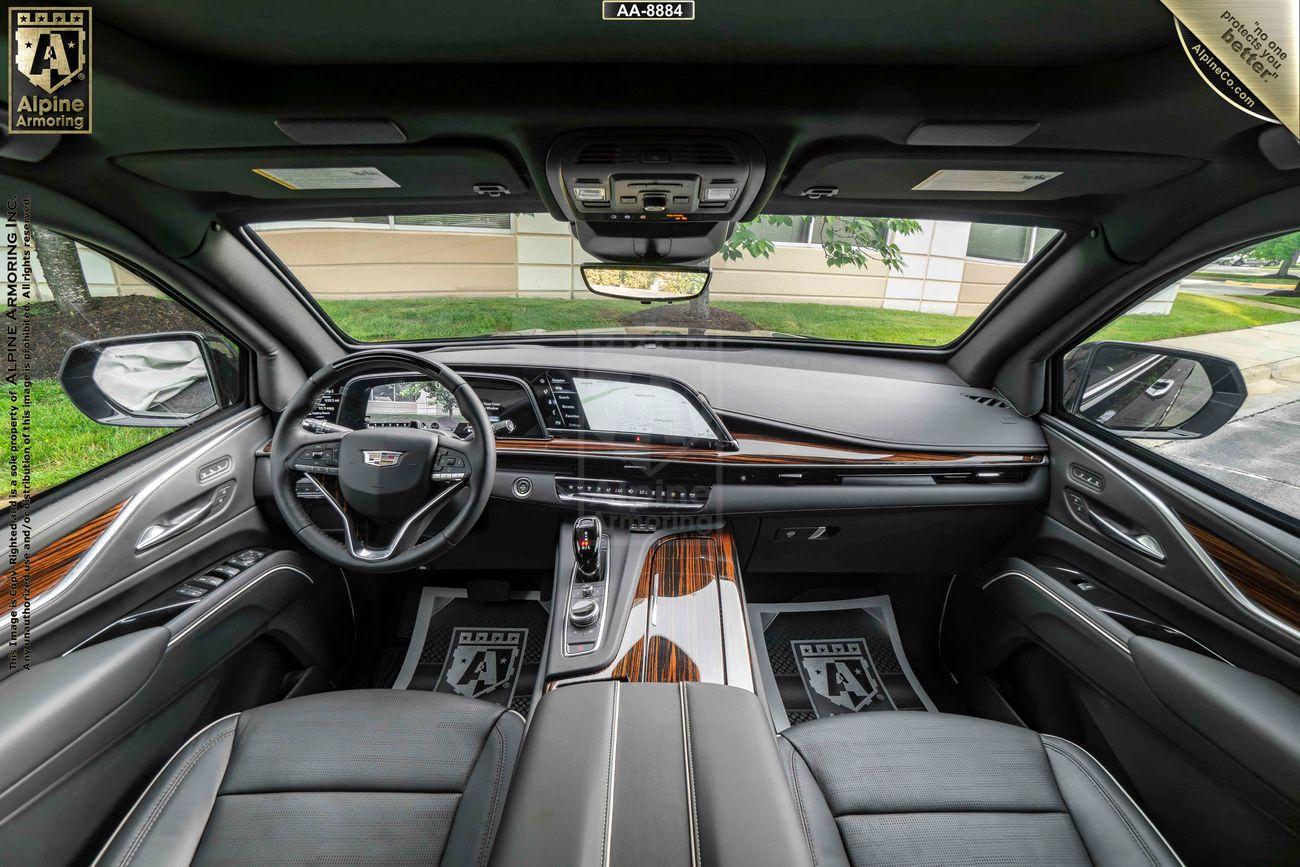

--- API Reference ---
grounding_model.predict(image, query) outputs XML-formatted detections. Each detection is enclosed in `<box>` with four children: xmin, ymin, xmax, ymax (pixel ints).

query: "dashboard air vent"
<box><xmin>965</xmin><ymin>393</ymin><xmax>1010</xmax><ymax>410</ymax></box>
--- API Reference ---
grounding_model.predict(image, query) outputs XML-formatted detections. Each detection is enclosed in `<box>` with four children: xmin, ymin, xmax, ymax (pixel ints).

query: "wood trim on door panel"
<box><xmin>0</xmin><ymin>501</ymin><xmax>127</xmax><ymax>606</ymax></box>
<box><xmin>1183</xmin><ymin>519</ymin><xmax>1300</xmax><ymax>629</ymax></box>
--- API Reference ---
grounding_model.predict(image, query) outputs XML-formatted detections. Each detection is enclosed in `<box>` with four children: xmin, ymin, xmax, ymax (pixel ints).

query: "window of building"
<box><xmin>967</xmin><ymin>223</ymin><xmax>1060</xmax><ymax>263</ymax></box>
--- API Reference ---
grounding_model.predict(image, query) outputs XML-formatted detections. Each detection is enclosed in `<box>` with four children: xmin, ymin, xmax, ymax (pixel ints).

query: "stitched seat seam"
<box><xmin>118</xmin><ymin>725</ymin><xmax>235</xmax><ymax>867</ymax></box>
<box><xmin>1043</xmin><ymin>741</ymin><xmax>1158</xmax><ymax>867</ymax></box>
<box><xmin>475</xmin><ymin>720</ymin><xmax>507</xmax><ymax>867</ymax></box>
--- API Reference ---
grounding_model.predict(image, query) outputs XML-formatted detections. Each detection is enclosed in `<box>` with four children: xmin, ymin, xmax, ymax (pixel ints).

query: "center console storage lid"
<box><xmin>491</xmin><ymin>682</ymin><xmax>812</xmax><ymax>867</ymax></box>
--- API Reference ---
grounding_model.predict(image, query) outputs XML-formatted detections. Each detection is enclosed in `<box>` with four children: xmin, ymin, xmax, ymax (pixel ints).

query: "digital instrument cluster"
<box><xmin>307</xmin><ymin>367</ymin><xmax>733</xmax><ymax>449</ymax></box>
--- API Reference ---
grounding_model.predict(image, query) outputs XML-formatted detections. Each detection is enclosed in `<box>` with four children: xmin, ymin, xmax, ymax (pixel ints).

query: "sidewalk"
<box><xmin>1154</xmin><ymin>317</ymin><xmax>1300</xmax><ymax>391</ymax></box>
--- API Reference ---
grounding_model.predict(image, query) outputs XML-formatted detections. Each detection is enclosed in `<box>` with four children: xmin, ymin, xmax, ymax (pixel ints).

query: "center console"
<box><xmin>490</xmin><ymin>681</ymin><xmax>812</xmax><ymax>867</ymax></box>
<box><xmin>492</xmin><ymin>518</ymin><xmax>811</xmax><ymax>864</ymax></box>
<box><xmin>544</xmin><ymin>517</ymin><xmax>755</xmax><ymax>691</ymax></box>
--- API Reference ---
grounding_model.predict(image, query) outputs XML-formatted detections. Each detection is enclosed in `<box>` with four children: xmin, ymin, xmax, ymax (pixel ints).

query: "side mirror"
<box><xmin>580</xmin><ymin>263</ymin><xmax>710</xmax><ymax>303</ymax></box>
<box><xmin>59</xmin><ymin>332</ymin><xmax>221</xmax><ymax>427</ymax></box>
<box><xmin>1062</xmin><ymin>341</ymin><xmax>1247</xmax><ymax>439</ymax></box>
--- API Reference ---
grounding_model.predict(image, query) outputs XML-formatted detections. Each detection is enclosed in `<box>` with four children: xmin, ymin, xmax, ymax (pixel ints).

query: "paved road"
<box><xmin>1147</xmin><ymin>386</ymin><xmax>1300</xmax><ymax>517</ymax></box>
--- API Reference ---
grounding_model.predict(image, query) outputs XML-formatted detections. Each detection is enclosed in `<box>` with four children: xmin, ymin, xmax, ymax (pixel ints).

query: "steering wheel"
<box><xmin>270</xmin><ymin>349</ymin><xmax>496</xmax><ymax>573</ymax></box>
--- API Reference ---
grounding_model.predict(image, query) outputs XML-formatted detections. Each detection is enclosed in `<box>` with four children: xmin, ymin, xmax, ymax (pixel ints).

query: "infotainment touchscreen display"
<box><xmin>571</xmin><ymin>376</ymin><xmax>718</xmax><ymax>439</ymax></box>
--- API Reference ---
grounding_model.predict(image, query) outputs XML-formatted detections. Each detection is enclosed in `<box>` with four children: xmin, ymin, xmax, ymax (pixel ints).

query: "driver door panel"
<box><xmin>0</xmin><ymin>409</ymin><xmax>352</xmax><ymax>865</ymax></box>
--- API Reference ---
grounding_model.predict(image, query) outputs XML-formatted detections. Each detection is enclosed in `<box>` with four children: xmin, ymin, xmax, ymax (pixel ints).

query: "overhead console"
<box><xmin>545</xmin><ymin>130</ymin><xmax>767</xmax><ymax>264</ymax></box>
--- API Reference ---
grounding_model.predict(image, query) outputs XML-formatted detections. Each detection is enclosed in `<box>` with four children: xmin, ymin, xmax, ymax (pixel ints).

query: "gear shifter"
<box><xmin>573</xmin><ymin>515</ymin><xmax>603</xmax><ymax>579</ymax></box>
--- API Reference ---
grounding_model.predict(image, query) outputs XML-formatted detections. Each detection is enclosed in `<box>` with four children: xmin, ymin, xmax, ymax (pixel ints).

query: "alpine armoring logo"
<box><xmin>8</xmin><ymin>7</ymin><xmax>91</xmax><ymax>134</ymax></box>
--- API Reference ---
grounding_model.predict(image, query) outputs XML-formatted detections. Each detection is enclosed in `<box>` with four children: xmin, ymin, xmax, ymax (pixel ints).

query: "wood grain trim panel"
<box><xmin>1184</xmin><ymin>519</ymin><xmax>1300</xmax><ymax>629</ymax></box>
<box><xmin>497</xmin><ymin>434</ymin><xmax>1045</xmax><ymax>468</ymax></box>
<box><xmin>644</xmin><ymin>635</ymin><xmax>701</xmax><ymax>683</ymax></box>
<box><xmin>552</xmin><ymin>527</ymin><xmax>753</xmax><ymax>689</ymax></box>
<box><xmin>1</xmin><ymin>501</ymin><xmax>127</xmax><ymax>605</ymax></box>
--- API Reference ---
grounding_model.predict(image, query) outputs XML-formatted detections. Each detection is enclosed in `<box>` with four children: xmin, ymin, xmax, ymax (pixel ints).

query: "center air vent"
<box><xmin>672</xmin><ymin>142</ymin><xmax>739</xmax><ymax>165</ymax></box>
<box><xmin>573</xmin><ymin>140</ymin><xmax>740</xmax><ymax>167</ymax></box>
<box><xmin>573</xmin><ymin>142</ymin><xmax>638</xmax><ymax>165</ymax></box>
<box><xmin>965</xmin><ymin>393</ymin><xmax>1010</xmax><ymax>410</ymax></box>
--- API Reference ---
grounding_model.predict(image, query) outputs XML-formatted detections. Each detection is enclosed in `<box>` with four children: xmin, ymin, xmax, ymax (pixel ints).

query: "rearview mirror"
<box><xmin>59</xmin><ymin>332</ymin><xmax>221</xmax><ymax>427</ymax></box>
<box><xmin>1062</xmin><ymin>341</ymin><xmax>1247</xmax><ymax>439</ymax></box>
<box><xmin>580</xmin><ymin>264</ymin><xmax>710</xmax><ymax>302</ymax></box>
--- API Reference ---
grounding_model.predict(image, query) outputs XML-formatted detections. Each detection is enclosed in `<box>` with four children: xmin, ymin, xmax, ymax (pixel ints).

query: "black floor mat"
<box><xmin>393</xmin><ymin>590</ymin><xmax>548</xmax><ymax>717</ymax></box>
<box><xmin>748</xmin><ymin>596</ymin><xmax>936</xmax><ymax>729</ymax></box>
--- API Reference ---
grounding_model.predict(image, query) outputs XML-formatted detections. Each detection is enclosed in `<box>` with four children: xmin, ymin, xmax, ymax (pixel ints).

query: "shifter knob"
<box><xmin>573</xmin><ymin>515</ymin><xmax>603</xmax><ymax>577</ymax></box>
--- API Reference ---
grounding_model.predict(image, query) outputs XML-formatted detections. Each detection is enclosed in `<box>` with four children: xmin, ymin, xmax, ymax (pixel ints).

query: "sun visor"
<box><xmin>781</xmin><ymin>148</ymin><xmax>1203</xmax><ymax>202</ymax></box>
<box><xmin>112</xmin><ymin>144</ymin><xmax>528</xmax><ymax>199</ymax></box>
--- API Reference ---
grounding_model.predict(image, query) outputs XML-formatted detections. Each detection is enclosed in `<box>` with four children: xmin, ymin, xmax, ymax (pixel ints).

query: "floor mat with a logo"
<box><xmin>747</xmin><ymin>596</ymin><xmax>936</xmax><ymax>730</ymax></box>
<box><xmin>392</xmin><ymin>588</ymin><xmax>548</xmax><ymax>717</ymax></box>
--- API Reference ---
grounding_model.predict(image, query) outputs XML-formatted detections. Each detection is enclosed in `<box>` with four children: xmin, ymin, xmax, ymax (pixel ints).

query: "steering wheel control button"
<box><xmin>512</xmin><ymin>477</ymin><xmax>533</xmax><ymax>498</ymax></box>
<box><xmin>292</xmin><ymin>444</ymin><xmax>341</xmax><ymax>475</ymax></box>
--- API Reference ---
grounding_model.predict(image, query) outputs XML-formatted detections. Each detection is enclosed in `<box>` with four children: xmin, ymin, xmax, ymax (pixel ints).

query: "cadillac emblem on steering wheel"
<box><xmin>362</xmin><ymin>450</ymin><xmax>405</xmax><ymax>467</ymax></box>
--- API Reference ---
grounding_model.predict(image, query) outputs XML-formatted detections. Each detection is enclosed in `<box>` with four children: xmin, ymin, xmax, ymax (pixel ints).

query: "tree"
<box><xmin>31</xmin><ymin>225</ymin><xmax>92</xmax><ymax>307</ymax></box>
<box><xmin>689</xmin><ymin>215</ymin><xmax>922</xmax><ymax>320</ymax></box>
<box><xmin>1247</xmin><ymin>231</ymin><xmax>1300</xmax><ymax>278</ymax></box>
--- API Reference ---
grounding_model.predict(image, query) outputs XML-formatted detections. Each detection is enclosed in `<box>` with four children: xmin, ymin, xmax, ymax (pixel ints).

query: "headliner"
<box><xmin>0</xmin><ymin>1</ymin><xmax>1293</xmax><ymax>274</ymax></box>
<box><xmin>89</xmin><ymin>0</ymin><xmax>1174</xmax><ymax>67</ymax></box>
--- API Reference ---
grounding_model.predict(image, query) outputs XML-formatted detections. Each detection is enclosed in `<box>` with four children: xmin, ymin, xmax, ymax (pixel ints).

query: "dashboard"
<box><xmin>307</xmin><ymin>367</ymin><xmax>735</xmax><ymax>450</ymax></box>
<box><xmin>284</xmin><ymin>355</ymin><xmax>1049</xmax><ymax>518</ymax></box>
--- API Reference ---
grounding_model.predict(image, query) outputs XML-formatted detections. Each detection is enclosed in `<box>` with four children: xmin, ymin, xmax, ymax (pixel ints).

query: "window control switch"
<box><xmin>209</xmin><ymin>564</ymin><xmax>240</xmax><ymax>578</ymax></box>
<box><xmin>192</xmin><ymin>575</ymin><xmax>225</xmax><ymax>587</ymax></box>
<box><xmin>176</xmin><ymin>585</ymin><xmax>207</xmax><ymax>598</ymax></box>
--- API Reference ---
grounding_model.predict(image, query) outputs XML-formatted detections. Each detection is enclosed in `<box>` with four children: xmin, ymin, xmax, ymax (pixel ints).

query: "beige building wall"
<box><xmin>252</xmin><ymin>215</ymin><xmax>1038</xmax><ymax>315</ymax></box>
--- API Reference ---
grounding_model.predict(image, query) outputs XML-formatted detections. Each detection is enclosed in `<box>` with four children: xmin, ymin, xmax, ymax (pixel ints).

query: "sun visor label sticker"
<box><xmin>251</xmin><ymin>166</ymin><xmax>401</xmax><ymax>190</ymax></box>
<box><xmin>912</xmin><ymin>169</ymin><xmax>1062</xmax><ymax>193</ymax></box>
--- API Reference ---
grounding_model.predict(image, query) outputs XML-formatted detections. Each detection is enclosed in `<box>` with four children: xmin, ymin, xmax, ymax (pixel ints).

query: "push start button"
<box><xmin>512</xmin><ymin>477</ymin><xmax>533</xmax><ymax>498</ymax></box>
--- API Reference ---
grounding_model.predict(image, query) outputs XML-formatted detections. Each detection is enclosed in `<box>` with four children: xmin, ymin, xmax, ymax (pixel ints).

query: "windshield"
<box><xmin>251</xmin><ymin>213</ymin><xmax>1057</xmax><ymax>346</ymax></box>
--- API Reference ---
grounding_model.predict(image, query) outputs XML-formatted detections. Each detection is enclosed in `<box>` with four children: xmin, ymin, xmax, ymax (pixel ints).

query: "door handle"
<box><xmin>1087</xmin><ymin>508</ymin><xmax>1166</xmax><ymax>562</ymax></box>
<box><xmin>136</xmin><ymin>498</ymin><xmax>214</xmax><ymax>551</ymax></box>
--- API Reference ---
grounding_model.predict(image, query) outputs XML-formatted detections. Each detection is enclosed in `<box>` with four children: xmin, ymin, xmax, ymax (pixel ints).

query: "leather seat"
<box><xmin>94</xmin><ymin>690</ymin><xmax>524</xmax><ymax>867</ymax></box>
<box><xmin>777</xmin><ymin>711</ymin><xmax>1182</xmax><ymax>866</ymax></box>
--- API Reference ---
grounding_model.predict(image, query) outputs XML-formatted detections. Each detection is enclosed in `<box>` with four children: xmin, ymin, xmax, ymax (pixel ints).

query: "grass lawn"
<box><xmin>1094</xmin><ymin>293</ymin><xmax>1300</xmax><ymax>342</ymax></box>
<box><xmin>1234</xmin><ymin>293</ymin><xmax>1300</xmax><ymax>310</ymax></box>
<box><xmin>6</xmin><ymin>380</ymin><xmax>171</xmax><ymax>495</ymax></box>
<box><xmin>1193</xmin><ymin>271</ymin><xmax>1299</xmax><ymax>287</ymax></box>
<box><xmin>320</xmin><ymin>296</ymin><xmax>974</xmax><ymax>345</ymax></box>
<box><xmin>318</xmin><ymin>297</ymin><xmax>629</xmax><ymax>341</ymax></box>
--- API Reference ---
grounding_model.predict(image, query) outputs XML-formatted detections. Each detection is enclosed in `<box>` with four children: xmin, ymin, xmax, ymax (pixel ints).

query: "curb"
<box><xmin>1239</xmin><ymin>356</ymin><xmax>1300</xmax><ymax>388</ymax></box>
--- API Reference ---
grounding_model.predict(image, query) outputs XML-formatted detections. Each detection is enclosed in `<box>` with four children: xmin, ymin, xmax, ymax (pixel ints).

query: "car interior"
<box><xmin>2</xmin><ymin>2</ymin><xmax>1300</xmax><ymax>865</ymax></box>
